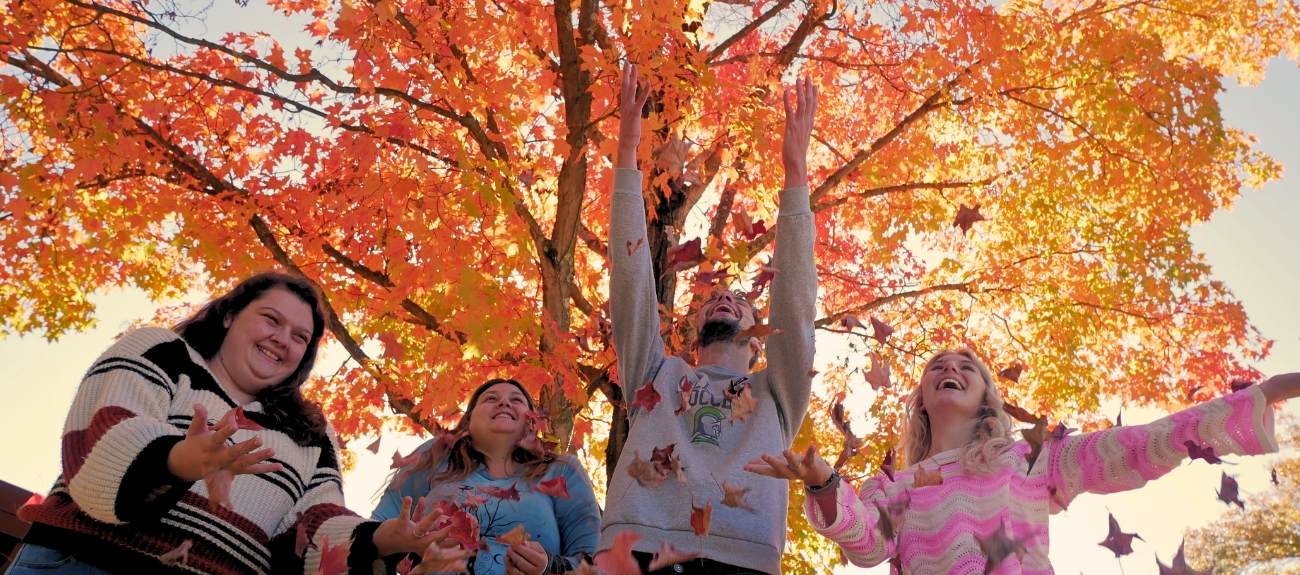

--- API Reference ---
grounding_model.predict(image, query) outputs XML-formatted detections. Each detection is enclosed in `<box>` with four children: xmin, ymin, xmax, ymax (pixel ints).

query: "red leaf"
<box><xmin>735</xmin><ymin>323</ymin><xmax>785</xmax><ymax>340</ymax></box>
<box><xmin>726</xmin><ymin>385</ymin><xmax>758</xmax><ymax>425</ymax></box>
<box><xmin>462</xmin><ymin>492</ymin><xmax>488</xmax><ymax>509</ymax></box>
<box><xmin>650</xmin><ymin>444</ymin><xmax>685</xmax><ymax>484</ymax></box>
<box><xmin>314</xmin><ymin>535</ymin><xmax>352</xmax><ymax>575</ymax></box>
<box><xmin>869</xmin><ymin>316</ymin><xmax>893</xmax><ymax>344</ymax></box>
<box><xmin>912</xmin><ymin>466</ymin><xmax>943</xmax><ymax>488</ymax></box>
<box><xmin>1156</xmin><ymin>539</ymin><xmax>1212</xmax><ymax>575</ymax></box>
<box><xmin>1185</xmin><ymin>440</ymin><xmax>1222</xmax><ymax>464</ymax></box>
<box><xmin>879</xmin><ymin>448</ymin><xmax>896</xmax><ymax>482</ymax></box>
<box><xmin>433</xmin><ymin>503</ymin><xmax>483</xmax><ymax>550</ymax></box>
<box><xmin>629</xmin><ymin>381</ymin><xmax>662</xmax><ymax>413</ymax></box>
<box><xmin>391</xmin><ymin>449</ymin><xmax>419</xmax><ymax>470</ymax></box>
<box><xmin>674</xmin><ymin>375</ymin><xmax>694</xmax><ymax>416</ymax></box>
<box><xmin>977</xmin><ymin>520</ymin><xmax>1029</xmax><ymax>570</ymax></box>
<box><xmin>365</xmin><ymin>437</ymin><xmax>381</xmax><ymax>454</ymax></box>
<box><xmin>695</xmin><ymin>269</ymin><xmax>732</xmax><ymax>287</ymax></box>
<box><xmin>495</xmin><ymin>524</ymin><xmax>530</xmax><ymax>546</ymax></box>
<box><xmin>690</xmin><ymin>500</ymin><xmax>713</xmax><ymax>536</ymax></box>
<box><xmin>1050</xmin><ymin>422</ymin><xmax>1076</xmax><ymax>441</ymax></box>
<box><xmin>952</xmin><ymin>203</ymin><xmax>985</xmax><ymax>234</ymax></box>
<box><xmin>535</xmin><ymin>476</ymin><xmax>571</xmax><ymax>499</ymax></box>
<box><xmin>376</xmin><ymin>332</ymin><xmax>405</xmax><ymax>362</ymax></box>
<box><xmin>479</xmin><ymin>482</ymin><xmax>521</xmax><ymax>501</ymax></box>
<box><xmin>666</xmin><ymin>237</ymin><xmax>703</xmax><ymax>271</ymax></box>
<box><xmin>396</xmin><ymin>555</ymin><xmax>414</xmax><ymax>575</ymax></box>
<box><xmin>232</xmin><ymin>407</ymin><xmax>264</xmax><ymax>431</ymax></box>
<box><xmin>864</xmin><ymin>352</ymin><xmax>892</xmax><ymax>391</ymax></box>
<box><xmin>839</xmin><ymin>315</ymin><xmax>865</xmax><ymax>330</ymax></box>
<box><xmin>732</xmin><ymin>210</ymin><xmax>768</xmax><ymax>241</ymax></box>
<box><xmin>998</xmin><ymin>365</ymin><xmax>1023</xmax><ymax>384</ymax></box>
<box><xmin>627</xmin><ymin>238</ymin><xmax>645</xmax><ymax>256</ymax></box>
<box><xmin>594</xmin><ymin>531</ymin><xmax>643</xmax><ymax>575</ymax></box>
<box><xmin>295</xmin><ymin>513</ymin><xmax>317</xmax><ymax>557</ymax></box>
<box><xmin>1217</xmin><ymin>472</ymin><xmax>1244</xmax><ymax>509</ymax></box>
<box><xmin>1098</xmin><ymin>513</ymin><xmax>1143</xmax><ymax>557</ymax></box>
<box><xmin>649</xmin><ymin>542</ymin><xmax>700</xmax><ymax>571</ymax></box>
<box><xmin>159</xmin><ymin>540</ymin><xmax>192</xmax><ymax>567</ymax></box>
<box><xmin>873</xmin><ymin>491</ymin><xmax>911</xmax><ymax>539</ymax></box>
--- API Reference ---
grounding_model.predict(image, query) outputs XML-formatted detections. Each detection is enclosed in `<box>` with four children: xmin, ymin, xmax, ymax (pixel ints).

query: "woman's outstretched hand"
<box><xmin>781</xmin><ymin>76</ymin><xmax>818</xmax><ymax>190</ymax></box>
<box><xmin>1258</xmin><ymin>372</ymin><xmax>1300</xmax><ymax>404</ymax></box>
<box><xmin>744</xmin><ymin>444</ymin><xmax>833</xmax><ymax>487</ymax></box>
<box><xmin>504</xmin><ymin>540</ymin><xmax>548</xmax><ymax>575</ymax></box>
<box><xmin>167</xmin><ymin>403</ymin><xmax>280</xmax><ymax>483</ymax></box>
<box><xmin>373</xmin><ymin>496</ymin><xmax>456</xmax><ymax>557</ymax></box>
<box><xmin>616</xmin><ymin>61</ymin><xmax>652</xmax><ymax>170</ymax></box>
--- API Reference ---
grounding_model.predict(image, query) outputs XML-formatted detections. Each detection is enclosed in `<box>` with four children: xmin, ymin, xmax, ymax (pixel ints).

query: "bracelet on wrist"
<box><xmin>805</xmin><ymin>470</ymin><xmax>840</xmax><ymax>493</ymax></box>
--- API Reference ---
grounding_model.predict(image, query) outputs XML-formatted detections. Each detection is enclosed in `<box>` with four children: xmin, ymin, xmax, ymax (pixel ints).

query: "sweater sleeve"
<box><xmin>1047</xmin><ymin>385</ymin><xmax>1278</xmax><ymax>510</ymax></box>
<box><xmin>549</xmin><ymin>460</ymin><xmax>602</xmax><ymax>571</ymax></box>
<box><xmin>763</xmin><ymin>185</ymin><xmax>817</xmax><ymax>444</ymax></box>
<box><xmin>803</xmin><ymin>476</ymin><xmax>895</xmax><ymax>568</ymax></box>
<box><xmin>61</xmin><ymin>327</ymin><xmax>193</xmax><ymax>525</ymax></box>
<box><xmin>608</xmin><ymin>168</ymin><xmax>667</xmax><ymax>406</ymax></box>
<box><xmin>271</xmin><ymin>427</ymin><xmax>383</xmax><ymax>575</ymax></box>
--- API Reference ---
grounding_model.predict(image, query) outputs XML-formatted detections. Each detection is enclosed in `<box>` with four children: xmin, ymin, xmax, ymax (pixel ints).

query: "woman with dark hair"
<box><xmin>12</xmin><ymin>272</ymin><xmax>457</xmax><ymax>575</ymax></box>
<box><xmin>374</xmin><ymin>379</ymin><xmax>601</xmax><ymax>575</ymax></box>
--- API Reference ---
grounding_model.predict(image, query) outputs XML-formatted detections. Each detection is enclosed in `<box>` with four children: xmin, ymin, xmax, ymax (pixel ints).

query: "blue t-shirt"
<box><xmin>372</xmin><ymin>442</ymin><xmax>601</xmax><ymax>575</ymax></box>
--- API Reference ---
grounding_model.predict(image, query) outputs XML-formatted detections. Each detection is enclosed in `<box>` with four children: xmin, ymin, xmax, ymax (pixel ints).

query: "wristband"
<box><xmin>805</xmin><ymin>471</ymin><xmax>840</xmax><ymax>499</ymax></box>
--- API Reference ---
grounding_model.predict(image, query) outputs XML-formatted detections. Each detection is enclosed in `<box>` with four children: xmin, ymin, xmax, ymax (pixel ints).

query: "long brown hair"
<box><xmin>392</xmin><ymin>379</ymin><xmax>554</xmax><ymax>488</ymax></box>
<box><xmin>173</xmin><ymin>271</ymin><xmax>329</xmax><ymax>445</ymax></box>
<box><xmin>899</xmin><ymin>349</ymin><xmax>1015</xmax><ymax>474</ymax></box>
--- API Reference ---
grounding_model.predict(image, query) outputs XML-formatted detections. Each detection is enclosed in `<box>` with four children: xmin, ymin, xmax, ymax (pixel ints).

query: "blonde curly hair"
<box><xmin>898</xmin><ymin>349</ymin><xmax>1016</xmax><ymax>474</ymax></box>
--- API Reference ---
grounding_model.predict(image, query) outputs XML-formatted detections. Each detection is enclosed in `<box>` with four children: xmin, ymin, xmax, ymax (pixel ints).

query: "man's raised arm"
<box><xmin>764</xmin><ymin>77</ymin><xmax>819</xmax><ymax>443</ymax></box>
<box><xmin>608</xmin><ymin>62</ymin><xmax>666</xmax><ymax>397</ymax></box>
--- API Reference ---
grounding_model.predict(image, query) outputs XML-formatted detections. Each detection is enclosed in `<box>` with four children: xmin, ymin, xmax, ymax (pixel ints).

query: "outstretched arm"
<box><xmin>608</xmin><ymin>62</ymin><xmax>666</xmax><ymax>406</ymax></box>
<box><xmin>764</xmin><ymin>78</ymin><xmax>819</xmax><ymax>444</ymax></box>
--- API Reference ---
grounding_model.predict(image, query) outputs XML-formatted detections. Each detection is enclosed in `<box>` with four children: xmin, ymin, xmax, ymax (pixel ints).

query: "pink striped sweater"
<box><xmin>806</xmin><ymin>386</ymin><xmax>1277</xmax><ymax>574</ymax></box>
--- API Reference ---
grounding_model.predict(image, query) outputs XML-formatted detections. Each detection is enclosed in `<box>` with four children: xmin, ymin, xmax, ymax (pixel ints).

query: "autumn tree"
<box><xmin>3</xmin><ymin>0</ymin><xmax>1299</xmax><ymax>570</ymax></box>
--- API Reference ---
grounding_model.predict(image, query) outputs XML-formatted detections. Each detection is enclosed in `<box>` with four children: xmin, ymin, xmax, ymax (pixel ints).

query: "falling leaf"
<box><xmin>880</xmin><ymin>449</ymin><xmax>897</xmax><ymax>482</ymax></box>
<box><xmin>690</xmin><ymin>500</ymin><xmax>713</xmax><ymax>536</ymax></box>
<box><xmin>315</xmin><ymin>535</ymin><xmax>352</xmax><ymax>575</ymax></box>
<box><xmin>674</xmin><ymin>375</ymin><xmax>695</xmax><ymax>416</ymax></box>
<box><xmin>524</xmin><ymin>410</ymin><xmax>550</xmax><ymax>434</ymax></box>
<box><xmin>391</xmin><ymin>449</ymin><xmax>419</xmax><ymax>470</ymax></box>
<box><xmin>1098</xmin><ymin>513</ymin><xmax>1143</xmax><ymax>557</ymax></box>
<box><xmin>681</xmin><ymin>170</ymin><xmax>704</xmax><ymax>186</ymax></box>
<box><xmin>1217</xmin><ymin>472</ymin><xmax>1244</xmax><ymax>510</ymax></box>
<box><xmin>1005</xmin><ymin>403</ymin><xmax>1048</xmax><ymax>471</ymax></box>
<box><xmin>295</xmin><ymin>513</ymin><xmax>317</xmax><ymax>557</ymax></box>
<box><xmin>719</xmin><ymin>481</ymin><xmax>754</xmax><ymax>511</ymax></box>
<box><xmin>479</xmin><ymin>482</ymin><xmax>521</xmax><ymax>501</ymax></box>
<box><xmin>433</xmin><ymin>503</ymin><xmax>482</xmax><ymax>550</ymax></box>
<box><xmin>666</xmin><ymin>237</ymin><xmax>704</xmax><ymax>271</ymax></box>
<box><xmin>496</xmin><ymin>524</ymin><xmax>530</xmax><ymax>546</ymax></box>
<box><xmin>998</xmin><ymin>365</ymin><xmax>1023</xmax><ymax>383</ymax></box>
<box><xmin>1185</xmin><ymin>440</ymin><xmax>1223</xmax><ymax>465</ymax></box>
<box><xmin>650</xmin><ymin>444</ymin><xmax>685</xmax><ymax>483</ymax></box>
<box><xmin>204</xmin><ymin>469</ymin><xmax>235</xmax><ymax>512</ymax></box>
<box><xmin>1231</xmin><ymin>379</ymin><xmax>1253</xmax><ymax>393</ymax></box>
<box><xmin>1047</xmin><ymin>485</ymin><xmax>1069</xmax><ymax>510</ymax></box>
<box><xmin>726</xmin><ymin>385</ymin><xmax>758</xmax><ymax>424</ymax></box>
<box><xmin>873</xmin><ymin>491</ymin><xmax>911</xmax><ymax>539</ymax></box>
<box><xmin>735</xmin><ymin>323</ymin><xmax>786</xmax><ymax>340</ymax></box>
<box><xmin>462</xmin><ymin>492</ymin><xmax>487</xmax><ymax>509</ymax></box>
<box><xmin>649</xmin><ymin>542</ymin><xmax>700</xmax><ymax>571</ymax></box>
<box><xmin>831</xmin><ymin>402</ymin><xmax>862</xmax><ymax>469</ymax></box>
<box><xmin>1156</xmin><ymin>540</ymin><xmax>1212</xmax><ymax>575</ymax></box>
<box><xmin>1116</xmin><ymin>411</ymin><xmax>1124</xmax><ymax>427</ymax></box>
<box><xmin>752</xmin><ymin>263</ymin><xmax>776</xmax><ymax>290</ymax></box>
<box><xmin>695</xmin><ymin>269</ymin><xmax>731</xmax><ymax>286</ymax></box>
<box><xmin>1272</xmin><ymin>468</ymin><xmax>1279</xmax><ymax>486</ymax></box>
<box><xmin>572</xmin><ymin>558</ymin><xmax>599</xmax><ymax>575</ymax></box>
<box><xmin>912</xmin><ymin>466</ymin><xmax>943</xmax><ymax>488</ymax></box>
<box><xmin>1050</xmin><ymin>422</ymin><xmax>1076</xmax><ymax>441</ymax></box>
<box><xmin>977</xmin><ymin>520</ymin><xmax>1029</xmax><ymax>572</ymax></box>
<box><xmin>535</xmin><ymin>476</ymin><xmax>571</xmax><ymax>499</ymax></box>
<box><xmin>627</xmin><ymin>238</ymin><xmax>645</xmax><ymax>256</ymax></box>
<box><xmin>376</xmin><ymin>332</ymin><xmax>405</xmax><ymax>362</ymax></box>
<box><xmin>159</xmin><ymin>540</ymin><xmax>192</xmax><ymax>566</ymax></box>
<box><xmin>518</xmin><ymin>169</ymin><xmax>536</xmax><ymax>187</ymax></box>
<box><xmin>806</xmin><ymin>368</ymin><xmax>820</xmax><ymax>377</ymax></box>
<box><xmin>630</xmin><ymin>381</ymin><xmax>662</xmax><ymax>413</ymax></box>
<box><xmin>840</xmin><ymin>315</ymin><xmax>865</xmax><ymax>330</ymax></box>
<box><xmin>232</xmin><ymin>407</ymin><xmax>264</xmax><ymax>431</ymax></box>
<box><xmin>864</xmin><ymin>352</ymin><xmax>892</xmax><ymax>391</ymax></box>
<box><xmin>594</xmin><ymin>531</ymin><xmax>642</xmax><ymax>575</ymax></box>
<box><xmin>869</xmin><ymin>316</ymin><xmax>894</xmax><ymax>344</ymax></box>
<box><xmin>365</xmin><ymin>437</ymin><xmax>381</xmax><ymax>454</ymax></box>
<box><xmin>952</xmin><ymin>203</ymin><xmax>985</xmax><ymax>234</ymax></box>
<box><xmin>732</xmin><ymin>210</ymin><xmax>768</xmax><ymax>241</ymax></box>
<box><xmin>652</xmin><ymin>133</ymin><xmax>690</xmax><ymax>176</ymax></box>
<box><xmin>1186</xmin><ymin>385</ymin><xmax>1203</xmax><ymax>401</ymax></box>
<box><xmin>396</xmin><ymin>555</ymin><xmax>414</xmax><ymax>575</ymax></box>
<box><xmin>418</xmin><ymin>546</ymin><xmax>476</xmax><ymax>574</ymax></box>
<box><xmin>627</xmin><ymin>450</ymin><xmax>667</xmax><ymax>488</ymax></box>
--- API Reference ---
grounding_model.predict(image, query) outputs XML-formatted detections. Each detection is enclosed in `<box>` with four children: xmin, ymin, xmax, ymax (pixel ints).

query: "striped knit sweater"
<box><xmin>19</xmin><ymin>327</ymin><xmax>381</xmax><ymax>575</ymax></box>
<box><xmin>807</xmin><ymin>386</ymin><xmax>1278</xmax><ymax>574</ymax></box>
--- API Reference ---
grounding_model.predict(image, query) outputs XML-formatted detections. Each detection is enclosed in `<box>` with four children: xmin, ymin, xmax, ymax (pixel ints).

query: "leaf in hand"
<box><xmin>998</xmin><ymin>365</ymin><xmax>1023</xmax><ymax>384</ymax></box>
<box><xmin>652</xmin><ymin>133</ymin><xmax>690</xmax><ymax>177</ymax></box>
<box><xmin>869</xmin><ymin>316</ymin><xmax>893</xmax><ymax>344</ymax></box>
<box><xmin>594</xmin><ymin>531</ymin><xmax>643</xmax><ymax>575</ymax></box>
<box><xmin>735</xmin><ymin>323</ymin><xmax>785</xmax><ymax>340</ymax></box>
<box><xmin>912</xmin><ymin>466</ymin><xmax>943</xmax><ymax>488</ymax></box>
<box><xmin>232</xmin><ymin>407</ymin><xmax>264</xmax><ymax>431</ymax></box>
<box><xmin>295</xmin><ymin>513</ymin><xmax>317</xmax><ymax>557</ymax></box>
<box><xmin>952</xmin><ymin>203</ymin><xmax>985</xmax><ymax>234</ymax></box>
<box><xmin>1156</xmin><ymin>539</ymin><xmax>1212</xmax><ymax>575</ymax></box>
<box><xmin>666</xmin><ymin>237</ymin><xmax>703</xmax><ymax>271</ymax></box>
<box><xmin>205</xmin><ymin>469</ymin><xmax>235</xmax><ymax>512</ymax></box>
<box><xmin>674</xmin><ymin>375</ymin><xmax>695</xmax><ymax>416</ymax></box>
<box><xmin>479</xmin><ymin>482</ymin><xmax>520</xmax><ymax>501</ymax></box>
<box><xmin>690</xmin><ymin>500</ymin><xmax>713</xmax><ymax>536</ymax></box>
<box><xmin>1185</xmin><ymin>440</ymin><xmax>1222</xmax><ymax>465</ymax></box>
<box><xmin>719</xmin><ymin>481</ymin><xmax>754</xmax><ymax>511</ymax></box>
<box><xmin>726</xmin><ymin>385</ymin><xmax>758</xmax><ymax>424</ymax></box>
<box><xmin>396</xmin><ymin>555</ymin><xmax>414</xmax><ymax>575</ymax></box>
<box><xmin>365</xmin><ymin>437</ymin><xmax>381</xmax><ymax>454</ymax></box>
<box><xmin>864</xmin><ymin>352</ymin><xmax>892</xmax><ymax>391</ymax></box>
<box><xmin>159</xmin><ymin>539</ymin><xmax>192</xmax><ymax>566</ymax></box>
<box><xmin>535</xmin><ymin>476</ymin><xmax>571</xmax><ymax>499</ymax></box>
<box><xmin>977</xmin><ymin>520</ymin><xmax>1029</xmax><ymax>572</ymax></box>
<box><xmin>630</xmin><ymin>380</ymin><xmax>662</xmax><ymax>413</ymax></box>
<box><xmin>880</xmin><ymin>448</ymin><xmax>897</xmax><ymax>482</ymax></box>
<box><xmin>496</xmin><ymin>524</ymin><xmax>530</xmax><ymax>546</ymax></box>
<box><xmin>314</xmin><ymin>535</ymin><xmax>351</xmax><ymax>575</ymax></box>
<box><xmin>1098</xmin><ymin>513</ymin><xmax>1143</xmax><ymax>557</ymax></box>
<box><xmin>873</xmin><ymin>491</ymin><xmax>911</xmax><ymax>540</ymax></box>
<box><xmin>649</xmin><ymin>542</ymin><xmax>700</xmax><ymax>571</ymax></box>
<box><xmin>627</xmin><ymin>238</ymin><xmax>645</xmax><ymax>256</ymax></box>
<box><xmin>391</xmin><ymin>449</ymin><xmax>420</xmax><ymax>470</ymax></box>
<box><xmin>1217</xmin><ymin>472</ymin><xmax>1244</xmax><ymax>509</ymax></box>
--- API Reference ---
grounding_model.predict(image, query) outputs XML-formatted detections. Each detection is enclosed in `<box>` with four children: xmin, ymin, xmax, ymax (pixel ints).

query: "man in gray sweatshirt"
<box><xmin>598</xmin><ymin>62</ymin><xmax>818</xmax><ymax>574</ymax></box>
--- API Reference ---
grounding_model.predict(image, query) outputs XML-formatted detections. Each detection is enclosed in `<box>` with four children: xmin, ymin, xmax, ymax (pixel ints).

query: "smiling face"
<box><xmin>697</xmin><ymin>289</ymin><xmax>757</xmax><ymax>332</ymax></box>
<box><xmin>211</xmin><ymin>286</ymin><xmax>315</xmax><ymax>403</ymax></box>
<box><xmin>467</xmin><ymin>382</ymin><xmax>532</xmax><ymax>442</ymax></box>
<box><xmin>917</xmin><ymin>352</ymin><xmax>990</xmax><ymax>423</ymax></box>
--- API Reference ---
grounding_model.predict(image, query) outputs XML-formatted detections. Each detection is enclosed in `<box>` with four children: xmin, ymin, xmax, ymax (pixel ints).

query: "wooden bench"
<box><xmin>0</xmin><ymin>479</ymin><xmax>35</xmax><ymax>572</ymax></box>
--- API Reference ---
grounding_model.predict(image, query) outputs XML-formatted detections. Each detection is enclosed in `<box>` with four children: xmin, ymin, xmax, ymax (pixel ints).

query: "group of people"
<box><xmin>7</xmin><ymin>62</ymin><xmax>1299</xmax><ymax>575</ymax></box>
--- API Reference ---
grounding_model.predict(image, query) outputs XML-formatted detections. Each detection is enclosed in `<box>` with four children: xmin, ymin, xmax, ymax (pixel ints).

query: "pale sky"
<box><xmin>0</xmin><ymin>3</ymin><xmax>1297</xmax><ymax>574</ymax></box>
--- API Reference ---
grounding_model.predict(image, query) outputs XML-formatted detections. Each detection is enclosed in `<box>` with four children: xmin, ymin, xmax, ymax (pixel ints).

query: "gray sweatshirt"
<box><xmin>598</xmin><ymin>168</ymin><xmax>816</xmax><ymax>574</ymax></box>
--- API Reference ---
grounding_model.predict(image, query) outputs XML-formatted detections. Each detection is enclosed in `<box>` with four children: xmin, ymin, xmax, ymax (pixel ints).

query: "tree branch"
<box><xmin>814</xmin><ymin>283</ymin><xmax>971</xmax><ymax>328</ymax></box>
<box><xmin>318</xmin><ymin>243</ymin><xmax>468</xmax><ymax>345</ymax></box>
<box><xmin>705</xmin><ymin>0</ymin><xmax>796</xmax><ymax>63</ymax></box>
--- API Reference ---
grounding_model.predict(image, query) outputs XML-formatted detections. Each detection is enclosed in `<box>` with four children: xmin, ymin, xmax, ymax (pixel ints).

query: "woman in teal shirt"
<box><xmin>374</xmin><ymin>379</ymin><xmax>601</xmax><ymax>575</ymax></box>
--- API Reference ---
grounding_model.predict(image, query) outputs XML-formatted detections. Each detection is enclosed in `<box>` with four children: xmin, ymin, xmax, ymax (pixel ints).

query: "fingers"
<box><xmin>188</xmin><ymin>404</ymin><xmax>209</xmax><ymax>437</ymax></box>
<box><xmin>759</xmin><ymin>453</ymin><xmax>800</xmax><ymax>480</ymax></box>
<box><xmin>398</xmin><ymin>496</ymin><xmax>414</xmax><ymax>521</ymax></box>
<box><xmin>206</xmin><ymin>422</ymin><xmax>239</xmax><ymax>450</ymax></box>
<box><xmin>415</xmin><ymin>524</ymin><xmax>453</xmax><ymax>548</ymax></box>
<box><xmin>782</xmin><ymin>449</ymin><xmax>806</xmax><ymax>474</ymax></box>
<box><xmin>414</xmin><ymin>507</ymin><xmax>442</xmax><ymax>537</ymax></box>
<box><xmin>228</xmin><ymin>446</ymin><xmax>279</xmax><ymax>474</ymax></box>
<box><xmin>783</xmin><ymin>87</ymin><xmax>794</xmax><ymax>119</ymax></box>
<box><xmin>412</xmin><ymin>496</ymin><xmax>428</xmax><ymax>524</ymax></box>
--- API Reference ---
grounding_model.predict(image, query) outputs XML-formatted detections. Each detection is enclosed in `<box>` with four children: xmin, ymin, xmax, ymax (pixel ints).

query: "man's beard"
<box><xmin>698</xmin><ymin>317</ymin><xmax>746</xmax><ymax>348</ymax></box>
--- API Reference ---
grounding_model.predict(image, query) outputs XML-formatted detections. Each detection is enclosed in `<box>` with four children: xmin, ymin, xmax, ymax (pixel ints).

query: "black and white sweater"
<box><xmin>19</xmin><ymin>327</ymin><xmax>381</xmax><ymax>574</ymax></box>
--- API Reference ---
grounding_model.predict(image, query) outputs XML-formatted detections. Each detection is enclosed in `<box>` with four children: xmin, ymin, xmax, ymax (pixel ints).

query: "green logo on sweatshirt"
<box><xmin>691</xmin><ymin>406</ymin><xmax>725</xmax><ymax>446</ymax></box>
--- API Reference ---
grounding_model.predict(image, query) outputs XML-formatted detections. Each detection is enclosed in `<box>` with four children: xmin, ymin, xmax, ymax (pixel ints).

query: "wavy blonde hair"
<box><xmin>899</xmin><ymin>349</ymin><xmax>1016</xmax><ymax>474</ymax></box>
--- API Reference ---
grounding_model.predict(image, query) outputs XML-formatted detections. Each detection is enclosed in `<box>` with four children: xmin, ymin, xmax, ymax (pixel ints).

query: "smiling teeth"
<box><xmin>939</xmin><ymin>378</ymin><xmax>963</xmax><ymax>391</ymax></box>
<box><xmin>257</xmin><ymin>346</ymin><xmax>281</xmax><ymax>362</ymax></box>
